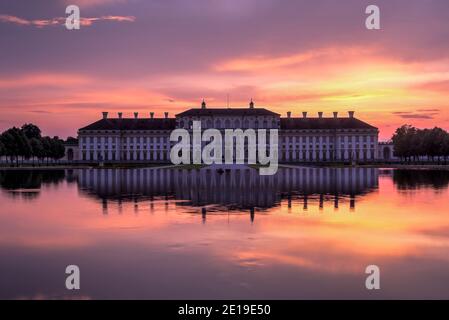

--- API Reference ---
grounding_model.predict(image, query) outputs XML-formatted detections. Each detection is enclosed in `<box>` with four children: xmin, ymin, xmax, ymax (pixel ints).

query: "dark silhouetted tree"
<box><xmin>392</xmin><ymin>125</ymin><xmax>449</xmax><ymax>162</ymax></box>
<box><xmin>0</xmin><ymin>139</ymin><xmax>5</xmax><ymax>159</ymax></box>
<box><xmin>50</xmin><ymin>137</ymin><xmax>65</xmax><ymax>162</ymax></box>
<box><xmin>21</xmin><ymin>123</ymin><xmax>42</xmax><ymax>140</ymax></box>
<box><xmin>29</xmin><ymin>137</ymin><xmax>45</xmax><ymax>163</ymax></box>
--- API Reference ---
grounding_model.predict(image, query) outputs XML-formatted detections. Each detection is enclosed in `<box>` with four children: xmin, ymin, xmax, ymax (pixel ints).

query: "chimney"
<box><xmin>318</xmin><ymin>112</ymin><xmax>323</xmax><ymax>119</ymax></box>
<box><xmin>302</xmin><ymin>112</ymin><xmax>307</xmax><ymax>118</ymax></box>
<box><xmin>333</xmin><ymin>112</ymin><xmax>338</xmax><ymax>119</ymax></box>
<box><xmin>348</xmin><ymin>111</ymin><xmax>355</xmax><ymax>118</ymax></box>
<box><xmin>150</xmin><ymin>112</ymin><xmax>154</xmax><ymax>119</ymax></box>
<box><xmin>249</xmin><ymin>99</ymin><xmax>254</xmax><ymax>109</ymax></box>
<box><xmin>287</xmin><ymin>111</ymin><xmax>291</xmax><ymax>118</ymax></box>
<box><xmin>102</xmin><ymin>112</ymin><xmax>108</xmax><ymax>119</ymax></box>
<box><xmin>201</xmin><ymin>99</ymin><xmax>206</xmax><ymax>109</ymax></box>
<box><xmin>164</xmin><ymin>112</ymin><xmax>169</xmax><ymax>119</ymax></box>
<box><xmin>118</xmin><ymin>112</ymin><xmax>123</xmax><ymax>119</ymax></box>
<box><xmin>134</xmin><ymin>112</ymin><xmax>138</xmax><ymax>119</ymax></box>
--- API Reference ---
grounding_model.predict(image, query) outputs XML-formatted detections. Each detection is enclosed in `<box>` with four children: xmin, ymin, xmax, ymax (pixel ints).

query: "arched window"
<box><xmin>215</xmin><ymin>119</ymin><xmax>221</xmax><ymax>128</ymax></box>
<box><xmin>234</xmin><ymin>119</ymin><xmax>240</xmax><ymax>128</ymax></box>
<box><xmin>207</xmin><ymin>120</ymin><xmax>213</xmax><ymax>128</ymax></box>
<box><xmin>188</xmin><ymin>121</ymin><xmax>193</xmax><ymax>129</ymax></box>
<box><xmin>225</xmin><ymin>119</ymin><xmax>231</xmax><ymax>128</ymax></box>
<box><xmin>179</xmin><ymin>121</ymin><xmax>184</xmax><ymax>128</ymax></box>
<box><xmin>263</xmin><ymin>120</ymin><xmax>267</xmax><ymax>128</ymax></box>
<box><xmin>244</xmin><ymin>119</ymin><xmax>249</xmax><ymax>128</ymax></box>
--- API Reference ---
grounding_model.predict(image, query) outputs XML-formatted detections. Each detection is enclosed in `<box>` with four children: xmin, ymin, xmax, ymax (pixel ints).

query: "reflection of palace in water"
<box><xmin>77</xmin><ymin>166</ymin><xmax>379</xmax><ymax>212</ymax></box>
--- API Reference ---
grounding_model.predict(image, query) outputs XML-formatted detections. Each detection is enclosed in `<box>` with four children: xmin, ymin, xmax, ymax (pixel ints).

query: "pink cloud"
<box><xmin>63</xmin><ymin>0</ymin><xmax>128</xmax><ymax>8</ymax></box>
<box><xmin>0</xmin><ymin>14</ymin><xmax>135</xmax><ymax>28</ymax></box>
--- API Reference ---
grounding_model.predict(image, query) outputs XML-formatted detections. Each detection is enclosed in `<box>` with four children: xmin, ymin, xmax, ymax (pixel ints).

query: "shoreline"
<box><xmin>0</xmin><ymin>163</ymin><xmax>449</xmax><ymax>171</ymax></box>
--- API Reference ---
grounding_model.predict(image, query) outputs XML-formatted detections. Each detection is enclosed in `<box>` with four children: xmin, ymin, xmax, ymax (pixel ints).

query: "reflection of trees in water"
<box><xmin>0</xmin><ymin>170</ymin><xmax>66</xmax><ymax>199</ymax></box>
<box><xmin>393</xmin><ymin>170</ymin><xmax>449</xmax><ymax>190</ymax></box>
<box><xmin>5</xmin><ymin>190</ymin><xmax>40</xmax><ymax>201</ymax></box>
<box><xmin>65</xmin><ymin>169</ymin><xmax>78</xmax><ymax>184</ymax></box>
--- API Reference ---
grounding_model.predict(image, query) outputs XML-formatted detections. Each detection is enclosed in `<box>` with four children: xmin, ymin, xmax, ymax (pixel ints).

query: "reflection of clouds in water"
<box><xmin>16</xmin><ymin>293</ymin><xmax>91</xmax><ymax>300</ymax></box>
<box><xmin>1</xmin><ymin>168</ymin><xmax>449</xmax><ymax>298</ymax></box>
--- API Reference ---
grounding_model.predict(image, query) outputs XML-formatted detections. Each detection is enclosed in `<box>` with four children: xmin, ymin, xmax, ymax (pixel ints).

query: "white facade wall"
<box><xmin>279</xmin><ymin>131</ymin><xmax>378</xmax><ymax>162</ymax></box>
<box><xmin>77</xmin><ymin>112</ymin><xmax>379</xmax><ymax>163</ymax></box>
<box><xmin>78</xmin><ymin>131</ymin><xmax>172</xmax><ymax>162</ymax></box>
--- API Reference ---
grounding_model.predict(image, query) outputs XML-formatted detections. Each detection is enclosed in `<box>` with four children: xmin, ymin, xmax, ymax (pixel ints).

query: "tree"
<box><xmin>1</xmin><ymin>128</ymin><xmax>22</xmax><ymax>164</ymax></box>
<box><xmin>1</xmin><ymin>124</ymin><xmax>71</xmax><ymax>166</ymax></box>
<box><xmin>422</xmin><ymin>127</ymin><xmax>446</xmax><ymax>161</ymax></box>
<box><xmin>50</xmin><ymin>137</ymin><xmax>65</xmax><ymax>162</ymax></box>
<box><xmin>29</xmin><ymin>138</ymin><xmax>45</xmax><ymax>163</ymax></box>
<box><xmin>40</xmin><ymin>136</ymin><xmax>52</xmax><ymax>164</ymax></box>
<box><xmin>0</xmin><ymin>139</ymin><xmax>5</xmax><ymax>159</ymax></box>
<box><xmin>392</xmin><ymin>125</ymin><xmax>449</xmax><ymax>162</ymax></box>
<box><xmin>18</xmin><ymin>130</ymin><xmax>32</xmax><ymax>162</ymax></box>
<box><xmin>441</xmin><ymin>131</ymin><xmax>449</xmax><ymax>162</ymax></box>
<box><xmin>66</xmin><ymin>136</ymin><xmax>78</xmax><ymax>144</ymax></box>
<box><xmin>21</xmin><ymin>123</ymin><xmax>42</xmax><ymax>140</ymax></box>
<box><xmin>392</xmin><ymin>125</ymin><xmax>417</xmax><ymax>161</ymax></box>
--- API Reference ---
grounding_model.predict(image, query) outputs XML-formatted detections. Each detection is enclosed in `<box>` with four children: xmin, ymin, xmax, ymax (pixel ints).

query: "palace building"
<box><xmin>76</xmin><ymin>100</ymin><xmax>379</xmax><ymax>163</ymax></box>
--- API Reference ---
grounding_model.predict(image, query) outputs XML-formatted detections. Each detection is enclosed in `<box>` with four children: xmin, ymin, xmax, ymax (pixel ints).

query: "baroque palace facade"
<box><xmin>76</xmin><ymin>101</ymin><xmax>379</xmax><ymax>163</ymax></box>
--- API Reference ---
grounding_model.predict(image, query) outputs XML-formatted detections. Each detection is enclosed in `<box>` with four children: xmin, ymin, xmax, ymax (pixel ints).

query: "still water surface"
<box><xmin>0</xmin><ymin>167</ymin><xmax>448</xmax><ymax>299</ymax></box>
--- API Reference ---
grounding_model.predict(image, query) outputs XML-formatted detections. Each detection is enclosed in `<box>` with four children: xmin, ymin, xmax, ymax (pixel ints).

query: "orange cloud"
<box><xmin>214</xmin><ymin>46</ymin><xmax>380</xmax><ymax>73</ymax></box>
<box><xmin>0</xmin><ymin>73</ymin><xmax>91</xmax><ymax>89</ymax></box>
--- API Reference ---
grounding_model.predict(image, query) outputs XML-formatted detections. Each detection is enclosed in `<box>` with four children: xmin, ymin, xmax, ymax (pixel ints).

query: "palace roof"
<box><xmin>176</xmin><ymin>108</ymin><xmax>280</xmax><ymax>117</ymax></box>
<box><xmin>78</xmin><ymin>111</ymin><xmax>377</xmax><ymax>131</ymax></box>
<box><xmin>280</xmin><ymin>118</ymin><xmax>378</xmax><ymax>130</ymax></box>
<box><xmin>79</xmin><ymin>118</ymin><xmax>176</xmax><ymax>131</ymax></box>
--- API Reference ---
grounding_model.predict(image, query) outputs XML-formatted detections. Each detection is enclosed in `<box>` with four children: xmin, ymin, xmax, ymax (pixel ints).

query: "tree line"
<box><xmin>392</xmin><ymin>125</ymin><xmax>449</xmax><ymax>161</ymax></box>
<box><xmin>0</xmin><ymin>124</ymin><xmax>68</xmax><ymax>165</ymax></box>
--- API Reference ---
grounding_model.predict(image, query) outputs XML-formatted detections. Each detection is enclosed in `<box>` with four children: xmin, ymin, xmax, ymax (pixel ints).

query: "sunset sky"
<box><xmin>0</xmin><ymin>0</ymin><xmax>448</xmax><ymax>140</ymax></box>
